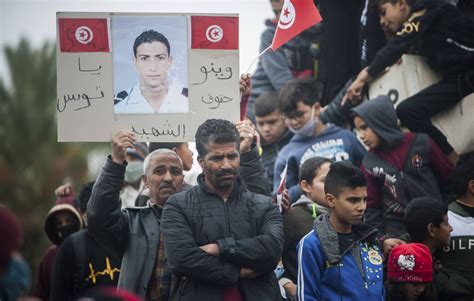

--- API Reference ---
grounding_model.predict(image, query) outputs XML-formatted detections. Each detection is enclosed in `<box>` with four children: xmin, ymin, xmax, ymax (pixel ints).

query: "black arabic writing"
<box><xmin>192</xmin><ymin>63</ymin><xmax>233</xmax><ymax>85</ymax></box>
<box><xmin>131</xmin><ymin>123</ymin><xmax>186</xmax><ymax>140</ymax></box>
<box><xmin>201</xmin><ymin>94</ymin><xmax>233</xmax><ymax>109</ymax></box>
<box><xmin>78</xmin><ymin>57</ymin><xmax>102</xmax><ymax>73</ymax></box>
<box><xmin>57</xmin><ymin>88</ymin><xmax>104</xmax><ymax>113</ymax></box>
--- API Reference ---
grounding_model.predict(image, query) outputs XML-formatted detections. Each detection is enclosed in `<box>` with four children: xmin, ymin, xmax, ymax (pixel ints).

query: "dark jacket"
<box><xmin>436</xmin><ymin>201</ymin><xmax>474</xmax><ymax>300</ymax></box>
<box><xmin>161</xmin><ymin>175</ymin><xmax>284</xmax><ymax>301</ymax></box>
<box><xmin>368</xmin><ymin>0</ymin><xmax>474</xmax><ymax>77</ymax></box>
<box><xmin>261</xmin><ymin>129</ymin><xmax>293</xmax><ymax>189</ymax></box>
<box><xmin>87</xmin><ymin>158</ymin><xmax>159</xmax><ymax>296</ymax></box>
<box><xmin>50</xmin><ymin>229</ymin><xmax>122</xmax><ymax>300</ymax></box>
<box><xmin>281</xmin><ymin>195</ymin><xmax>329</xmax><ymax>284</ymax></box>
<box><xmin>87</xmin><ymin>147</ymin><xmax>271</xmax><ymax>297</ymax></box>
<box><xmin>352</xmin><ymin>96</ymin><xmax>452</xmax><ymax>237</ymax></box>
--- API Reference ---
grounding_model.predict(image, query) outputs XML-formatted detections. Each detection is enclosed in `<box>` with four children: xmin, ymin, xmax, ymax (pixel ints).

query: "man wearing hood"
<box><xmin>34</xmin><ymin>194</ymin><xmax>84</xmax><ymax>300</ymax></box>
<box><xmin>274</xmin><ymin>78</ymin><xmax>366</xmax><ymax>202</ymax></box>
<box><xmin>351</xmin><ymin>95</ymin><xmax>452</xmax><ymax>238</ymax></box>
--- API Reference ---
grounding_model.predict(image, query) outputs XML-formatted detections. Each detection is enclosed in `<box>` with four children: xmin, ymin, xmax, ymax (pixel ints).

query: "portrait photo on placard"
<box><xmin>112</xmin><ymin>15</ymin><xmax>188</xmax><ymax>115</ymax></box>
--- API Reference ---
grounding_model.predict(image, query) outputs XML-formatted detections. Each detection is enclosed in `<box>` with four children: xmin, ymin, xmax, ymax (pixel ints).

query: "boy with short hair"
<box><xmin>254</xmin><ymin>91</ymin><xmax>293</xmax><ymax>188</ymax></box>
<box><xmin>274</xmin><ymin>78</ymin><xmax>366</xmax><ymax>202</ymax></box>
<box><xmin>404</xmin><ymin>197</ymin><xmax>452</xmax><ymax>254</ymax></box>
<box><xmin>297</xmin><ymin>161</ymin><xmax>384</xmax><ymax>300</ymax></box>
<box><xmin>352</xmin><ymin>96</ymin><xmax>452</xmax><ymax>238</ymax></box>
<box><xmin>345</xmin><ymin>0</ymin><xmax>474</xmax><ymax>165</ymax></box>
<box><xmin>280</xmin><ymin>157</ymin><xmax>332</xmax><ymax>298</ymax></box>
<box><xmin>436</xmin><ymin>156</ymin><xmax>474</xmax><ymax>300</ymax></box>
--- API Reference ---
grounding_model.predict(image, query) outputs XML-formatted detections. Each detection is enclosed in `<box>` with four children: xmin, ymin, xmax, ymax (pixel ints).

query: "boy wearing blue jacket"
<box><xmin>297</xmin><ymin>162</ymin><xmax>384</xmax><ymax>301</ymax></box>
<box><xmin>274</xmin><ymin>78</ymin><xmax>366</xmax><ymax>202</ymax></box>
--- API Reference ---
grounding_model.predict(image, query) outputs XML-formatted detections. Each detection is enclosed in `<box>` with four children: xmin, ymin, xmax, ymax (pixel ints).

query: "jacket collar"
<box><xmin>197</xmin><ymin>173</ymin><xmax>247</xmax><ymax>200</ymax></box>
<box><xmin>313</xmin><ymin>214</ymin><xmax>378</xmax><ymax>264</ymax></box>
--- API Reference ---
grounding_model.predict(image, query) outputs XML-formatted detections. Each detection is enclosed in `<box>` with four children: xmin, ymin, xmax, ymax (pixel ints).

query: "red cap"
<box><xmin>388</xmin><ymin>243</ymin><xmax>433</xmax><ymax>283</ymax></box>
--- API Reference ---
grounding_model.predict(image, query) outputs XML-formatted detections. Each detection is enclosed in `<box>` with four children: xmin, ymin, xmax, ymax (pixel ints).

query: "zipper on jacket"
<box><xmin>223</xmin><ymin>198</ymin><xmax>231</xmax><ymax>237</ymax></box>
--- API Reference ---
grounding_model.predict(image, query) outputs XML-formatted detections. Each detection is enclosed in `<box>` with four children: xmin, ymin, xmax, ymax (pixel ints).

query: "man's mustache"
<box><xmin>216</xmin><ymin>170</ymin><xmax>236</xmax><ymax>177</ymax></box>
<box><xmin>158</xmin><ymin>182</ymin><xmax>176</xmax><ymax>190</ymax></box>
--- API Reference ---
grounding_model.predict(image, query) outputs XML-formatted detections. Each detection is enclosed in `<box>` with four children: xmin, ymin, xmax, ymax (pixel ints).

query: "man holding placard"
<box><xmin>114</xmin><ymin>29</ymin><xmax>188</xmax><ymax>114</ymax></box>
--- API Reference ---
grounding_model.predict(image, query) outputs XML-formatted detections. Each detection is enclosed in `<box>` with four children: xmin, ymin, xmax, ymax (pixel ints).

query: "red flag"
<box><xmin>271</xmin><ymin>0</ymin><xmax>322</xmax><ymax>51</ymax></box>
<box><xmin>58</xmin><ymin>18</ymin><xmax>110</xmax><ymax>52</ymax></box>
<box><xmin>191</xmin><ymin>16</ymin><xmax>238</xmax><ymax>50</ymax></box>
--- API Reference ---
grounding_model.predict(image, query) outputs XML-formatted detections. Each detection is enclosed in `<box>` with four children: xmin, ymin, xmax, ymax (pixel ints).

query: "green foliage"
<box><xmin>0</xmin><ymin>39</ymin><xmax>100</xmax><ymax>293</ymax></box>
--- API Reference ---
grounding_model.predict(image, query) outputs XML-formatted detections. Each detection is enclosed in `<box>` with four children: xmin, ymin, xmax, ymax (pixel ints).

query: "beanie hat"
<box><xmin>0</xmin><ymin>206</ymin><xmax>22</xmax><ymax>270</ymax></box>
<box><xmin>388</xmin><ymin>243</ymin><xmax>433</xmax><ymax>283</ymax></box>
<box><xmin>44</xmin><ymin>194</ymin><xmax>84</xmax><ymax>245</ymax></box>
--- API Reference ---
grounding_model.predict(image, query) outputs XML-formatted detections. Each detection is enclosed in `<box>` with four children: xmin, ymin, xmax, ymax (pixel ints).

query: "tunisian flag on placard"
<box><xmin>191</xmin><ymin>16</ymin><xmax>239</xmax><ymax>50</ymax></box>
<box><xmin>271</xmin><ymin>0</ymin><xmax>322</xmax><ymax>51</ymax></box>
<box><xmin>58</xmin><ymin>18</ymin><xmax>110</xmax><ymax>52</ymax></box>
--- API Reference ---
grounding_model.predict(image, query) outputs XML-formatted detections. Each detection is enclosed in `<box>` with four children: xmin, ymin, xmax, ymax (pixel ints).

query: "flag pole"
<box><xmin>246</xmin><ymin>46</ymin><xmax>272</xmax><ymax>74</ymax></box>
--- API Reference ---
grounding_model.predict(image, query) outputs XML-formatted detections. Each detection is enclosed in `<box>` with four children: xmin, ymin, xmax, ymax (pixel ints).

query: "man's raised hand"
<box><xmin>111</xmin><ymin>131</ymin><xmax>135</xmax><ymax>164</ymax></box>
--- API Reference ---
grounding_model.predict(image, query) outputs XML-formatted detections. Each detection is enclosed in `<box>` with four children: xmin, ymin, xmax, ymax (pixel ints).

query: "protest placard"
<box><xmin>368</xmin><ymin>54</ymin><xmax>474</xmax><ymax>155</ymax></box>
<box><xmin>56</xmin><ymin>12</ymin><xmax>239</xmax><ymax>142</ymax></box>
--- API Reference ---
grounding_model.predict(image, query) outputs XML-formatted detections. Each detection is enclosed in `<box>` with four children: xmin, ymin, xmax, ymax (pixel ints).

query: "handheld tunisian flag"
<box><xmin>191</xmin><ymin>16</ymin><xmax>239</xmax><ymax>50</ymax></box>
<box><xmin>271</xmin><ymin>0</ymin><xmax>322</xmax><ymax>51</ymax></box>
<box><xmin>58</xmin><ymin>18</ymin><xmax>110</xmax><ymax>52</ymax></box>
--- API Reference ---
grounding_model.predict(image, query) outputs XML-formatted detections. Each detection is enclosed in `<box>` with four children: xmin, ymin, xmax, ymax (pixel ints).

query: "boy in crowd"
<box><xmin>387</xmin><ymin>243</ymin><xmax>437</xmax><ymax>301</ymax></box>
<box><xmin>35</xmin><ymin>194</ymin><xmax>84</xmax><ymax>300</ymax></box>
<box><xmin>297</xmin><ymin>162</ymin><xmax>384</xmax><ymax>300</ymax></box>
<box><xmin>280</xmin><ymin>157</ymin><xmax>332</xmax><ymax>299</ymax></box>
<box><xmin>352</xmin><ymin>96</ymin><xmax>452</xmax><ymax>238</ymax></box>
<box><xmin>344</xmin><ymin>0</ymin><xmax>474</xmax><ymax>165</ymax></box>
<box><xmin>436</xmin><ymin>156</ymin><xmax>474</xmax><ymax>300</ymax></box>
<box><xmin>405</xmin><ymin>197</ymin><xmax>452</xmax><ymax>254</ymax></box>
<box><xmin>254</xmin><ymin>91</ymin><xmax>293</xmax><ymax>188</ymax></box>
<box><xmin>274</xmin><ymin>78</ymin><xmax>366</xmax><ymax>202</ymax></box>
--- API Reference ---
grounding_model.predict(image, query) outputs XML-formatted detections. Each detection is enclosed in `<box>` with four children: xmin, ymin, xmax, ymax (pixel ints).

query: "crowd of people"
<box><xmin>1</xmin><ymin>0</ymin><xmax>474</xmax><ymax>300</ymax></box>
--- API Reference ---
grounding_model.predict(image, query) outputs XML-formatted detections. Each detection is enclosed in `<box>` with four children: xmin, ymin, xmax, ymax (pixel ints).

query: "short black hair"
<box><xmin>133</xmin><ymin>30</ymin><xmax>170</xmax><ymax>58</ymax></box>
<box><xmin>195</xmin><ymin>119</ymin><xmax>240</xmax><ymax>157</ymax></box>
<box><xmin>369</xmin><ymin>0</ymin><xmax>415</xmax><ymax>12</ymax></box>
<box><xmin>452</xmin><ymin>155</ymin><xmax>474</xmax><ymax>198</ymax></box>
<box><xmin>324</xmin><ymin>161</ymin><xmax>366</xmax><ymax>197</ymax></box>
<box><xmin>405</xmin><ymin>197</ymin><xmax>447</xmax><ymax>243</ymax></box>
<box><xmin>299</xmin><ymin>157</ymin><xmax>333</xmax><ymax>183</ymax></box>
<box><xmin>149</xmin><ymin>142</ymin><xmax>184</xmax><ymax>153</ymax></box>
<box><xmin>254</xmin><ymin>91</ymin><xmax>279</xmax><ymax>117</ymax></box>
<box><xmin>78</xmin><ymin>181</ymin><xmax>95</xmax><ymax>214</ymax></box>
<box><xmin>278</xmin><ymin>78</ymin><xmax>323</xmax><ymax>114</ymax></box>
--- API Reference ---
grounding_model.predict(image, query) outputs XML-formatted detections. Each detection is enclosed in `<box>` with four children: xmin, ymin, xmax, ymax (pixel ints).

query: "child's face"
<box><xmin>302</xmin><ymin>162</ymin><xmax>331</xmax><ymax>207</ymax></box>
<box><xmin>354</xmin><ymin>116</ymin><xmax>381</xmax><ymax>150</ymax></box>
<box><xmin>256</xmin><ymin>111</ymin><xmax>287</xmax><ymax>145</ymax></box>
<box><xmin>431</xmin><ymin>214</ymin><xmax>453</xmax><ymax>248</ymax></box>
<box><xmin>54</xmin><ymin>211</ymin><xmax>77</xmax><ymax>228</ymax></box>
<box><xmin>327</xmin><ymin>186</ymin><xmax>367</xmax><ymax>226</ymax></box>
<box><xmin>284</xmin><ymin>101</ymin><xmax>319</xmax><ymax>131</ymax></box>
<box><xmin>378</xmin><ymin>0</ymin><xmax>410</xmax><ymax>34</ymax></box>
<box><xmin>402</xmin><ymin>283</ymin><xmax>428</xmax><ymax>301</ymax></box>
